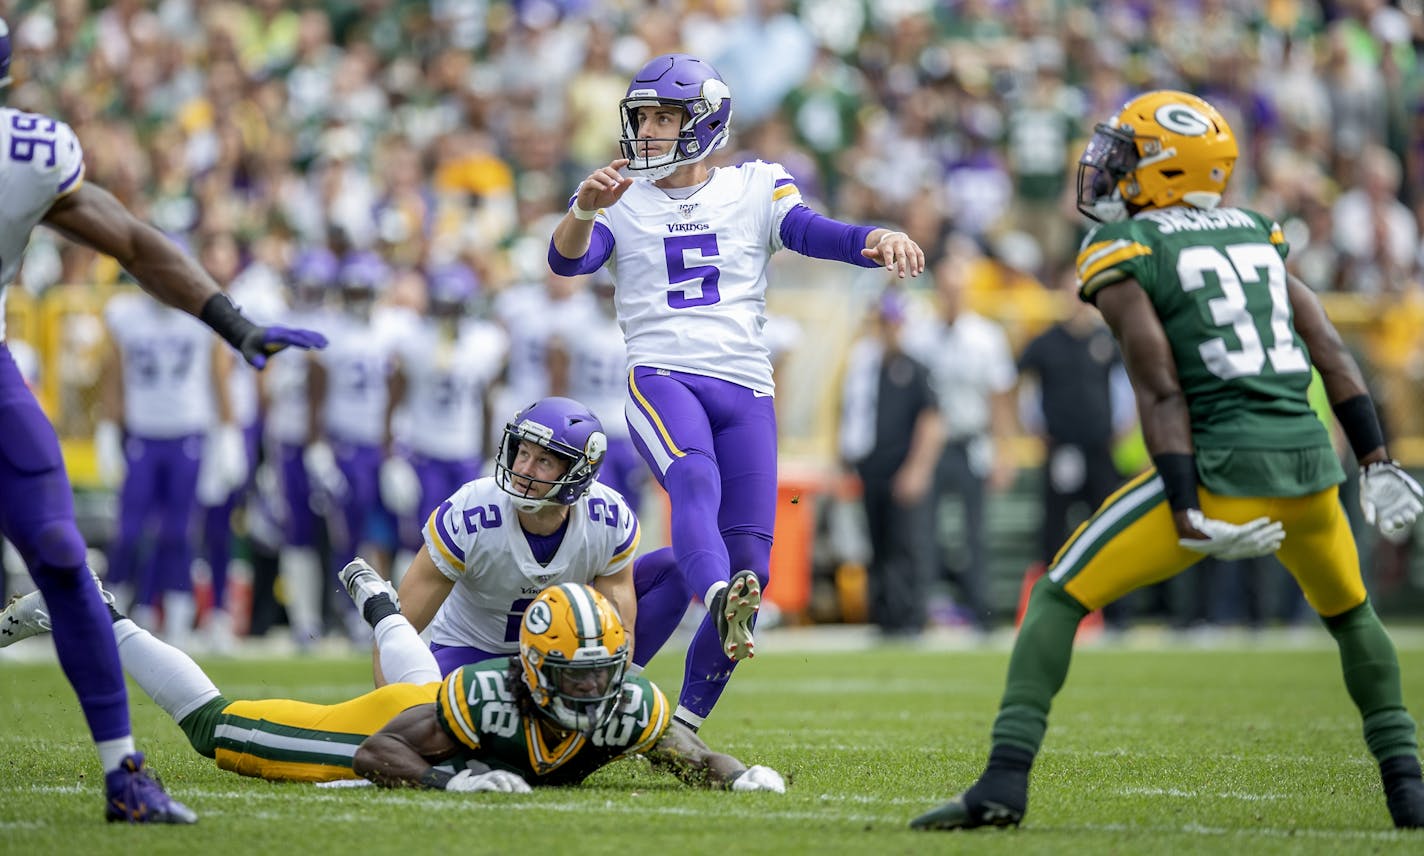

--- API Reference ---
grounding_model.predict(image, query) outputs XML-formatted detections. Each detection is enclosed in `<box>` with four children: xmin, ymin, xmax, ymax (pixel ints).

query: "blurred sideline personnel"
<box><xmin>386</xmin><ymin>396</ymin><xmax>690</xmax><ymax>685</ymax></box>
<box><xmin>912</xmin><ymin>91</ymin><xmax>1424</xmax><ymax>832</ymax></box>
<box><xmin>0</xmin><ymin>19</ymin><xmax>325</xmax><ymax>823</ymax></box>
<box><xmin>2</xmin><ymin>580</ymin><xmax>785</xmax><ymax>793</ymax></box>
<box><xmin>549</xmin><ymin>53</ymin><xmax>924</xmax><ymax>731</ymax></box>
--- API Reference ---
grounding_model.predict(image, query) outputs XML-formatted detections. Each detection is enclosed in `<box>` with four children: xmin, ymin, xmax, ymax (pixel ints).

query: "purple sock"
<box><xmin>676</xmin><ymin>534</ymin><xmax>770</xmax><ymax>719</ymax></box>
<box><xmin>631</xmin><ymin>547</ymin><xmax>691</xmax><ymax>668</ymax></box>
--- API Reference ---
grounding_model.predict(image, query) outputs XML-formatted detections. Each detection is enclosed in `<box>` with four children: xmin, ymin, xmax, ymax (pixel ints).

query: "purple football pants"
<box><xmin>624</xmin><ymin>366</ymin><xmax>776</xmax><ymax>719</ymax></box>
<box><xmin>402</xmin><ymin>453</ymin><xmax>481</xmax><ymax>551</ymax></box>
<box><xmin>426</xmin><ymin>546</ymin><xmax>689</xmax><ymax>675</ymax></box>
<box><xmin>596</xmin><ymin>436</ymin><xmax>649</xmax><ymax>518</ymax></box>
<box><xmin>0</xmin><ymin>344</ymin><xmax>129</xmax><ymax>742</ymax></box>
<box><xmin>108</xmin><ymin>433</ymin><xmax>203</xmax><ymax>605</ymax></box>
<box><xmin>276</xmin><ymin>441</ymin><xmax>320</xmax><ymax>547</ymax></box>
<box><xmin>201</xmin><ymin>420</ymin><xmax>261</xmax><ymax>608</ymax></box>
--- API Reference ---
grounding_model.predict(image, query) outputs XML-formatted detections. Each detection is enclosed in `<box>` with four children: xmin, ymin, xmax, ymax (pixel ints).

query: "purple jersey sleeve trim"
<box><xmin>613</xmin><ymin>517</ymin><xmax>639</xmax><ymax>557</ymax></box>
<box><xmin>779</xmin><ymin>204</ymin><xmax>879</xmax><ymax>268</ymax></box>
<box><xmin>58</xmin><ymin>161</ymin><xmax>84</xmax><ymax>193</ymax></box>
<box><xmin>432</xmin><ymin>500</ymin><xmax>466</xmax><ymax>564</ymax></box>
<box><xmin>548</xmin><ymin>222</ymin><xmax>615</xmax><ymax>276</ymax></box>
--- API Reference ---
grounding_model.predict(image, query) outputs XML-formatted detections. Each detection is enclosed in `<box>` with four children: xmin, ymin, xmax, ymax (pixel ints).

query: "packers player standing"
<box><xmin>911</xmin><ymin>91</ymin><xmax>1424</xmax><ymax>831</ymax></box>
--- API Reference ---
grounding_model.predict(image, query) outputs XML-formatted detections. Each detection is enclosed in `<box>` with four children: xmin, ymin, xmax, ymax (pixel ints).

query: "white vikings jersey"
<box><xmin>422</xmin><ymin>477</ymin><xmax>640</xmax><ymax>652</ymax></box>
<box><xmin>264</xmin><ymin>307</ymin><xmax>333</xmax><ymax>445</ymax></box>
<box><xmin>104</xmin><ymin>292</ymin><xmax>216</xmax><ymax>438</ymax></box>
<box><xmin>494</xmin><ymin>283</ymin><xmax>596</xmax><ymax>409</ymax></box>
<box><xmin>0</xmin><ymin>109</ymin><xmax>86</xmax><ymax>340</ymax></box>
<box><xmin>317</xmin><ymin>311</ymin><xmax>397</xmax><ymax>446</ymax></box>
<box><xmin>594</xmin><ymin>160</ymin><xmax>802</xmax><ymax>394</ymax></box>
<box><xmin>225</xmin><ymin>268</ymin><xmax>288</xmax><ymax>427</ymax></box>
<box><xmin>566</xmin><ymin>308</ymin><xmax>630</xmax><ymax>440</ymax></box>
<box><xmin>394</xmin><ymin>319</ymin><xmax>508</xmax><ymax>461</ymax></box>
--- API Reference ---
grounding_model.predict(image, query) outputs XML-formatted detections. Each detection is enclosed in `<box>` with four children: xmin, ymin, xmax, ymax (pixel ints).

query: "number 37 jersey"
<box><xmin>594</xmin><ymin>160</ymin><xmax>803</xmax><ymax>394</ymax></box>
<box><xmin>1076</xmin><ymin>206</ymin><xmax>1340</xmax><ymax>495</ymax></box>
<box><xmin>422</xmin><ymin>477</ymin><xmax>640</xmax><ymax>652</ymax></box>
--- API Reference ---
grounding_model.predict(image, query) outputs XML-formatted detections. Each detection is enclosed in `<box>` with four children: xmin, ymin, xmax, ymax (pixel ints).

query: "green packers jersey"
<box><xmin>1076</xmin><ymin>206</ymin><xmax>1343</xmax><ymax>496</ymax></box>
<box><xmin>435</xmin><ymin>658</ymin><xmax>670</xmax><ymax>786</ymax></box>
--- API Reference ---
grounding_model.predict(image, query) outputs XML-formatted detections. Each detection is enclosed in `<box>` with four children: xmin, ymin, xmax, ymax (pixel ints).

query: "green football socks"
<box><xmin>1323</xmin><ymin>600</ymin><xmax>1419</xmax><ymax>762</ymax></box>
<box><xmin>990</xmin><ymin>579</ymin><xmax>1091</xmax><ymax>756</ymax></box>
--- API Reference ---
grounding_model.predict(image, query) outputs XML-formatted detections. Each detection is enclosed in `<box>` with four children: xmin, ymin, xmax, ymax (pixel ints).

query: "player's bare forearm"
<box><xmin>645</xmin><ymin>721</ymin><xmax>747</xmax><ymax>789</ymax></box>
<box><xmin>44</xmin><ymin>183</ymin><xmax>220</xmax><ymax>315</ymax></box>
<box><xmin>593</xmin><ymin>568</ymin><xmax>636</xmax><ymax>661</ymax></box>
<box><xmin>552</xmin><ymin>214</ymin><xmax>596</xmax><ymax>259</ymax></box>
<box><xmin>396</xmin><ymin>548</ymin><xmax>455</xmax><ymax>634</ymax></box>
<box><xmin>352</xmin><ymin>705</ymin><xmax>460</xmax><ymax>788</ymax></box>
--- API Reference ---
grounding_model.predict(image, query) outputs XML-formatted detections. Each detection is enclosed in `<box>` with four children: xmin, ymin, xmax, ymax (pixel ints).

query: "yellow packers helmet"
<box><xmin>518</xmin><ymin>583</ymin><xmax>629</xmax><ymax>734</ymax></box>
<box><xmin>1076</xmin><ymin>90</ymin><xmax>1238</xmax><ymax>223</ymax></box>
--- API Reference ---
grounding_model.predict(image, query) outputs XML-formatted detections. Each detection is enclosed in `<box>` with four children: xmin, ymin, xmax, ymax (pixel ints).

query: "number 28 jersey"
<box><xmin>437</xmin><ymin>658</ymin><xmax>670</xmax><ymax>786</ymax></box>
<box><xmin>592</xmin><ymin>160</ymin><xmax>803</xmax><ymax>394</ymax></box>
<box><xmin>1076</xmin><ymin>207</ymin><xmax>1342</xmax><ymax>496</ymax></box>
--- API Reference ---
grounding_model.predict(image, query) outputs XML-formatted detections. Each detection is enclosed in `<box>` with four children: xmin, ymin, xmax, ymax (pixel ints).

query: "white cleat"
<box><xmin>712</xmin><ymin>570</ymin><xmax>761</xmax><ymax>661</ymax></box>
<box><xmin>339</xmin><ymin>558</ymin><xmax>400</xmax><ymax>618</ymax></box>
<box><xmin>0</xmin><ymin>590</ymin><xmax>52</xmax><ymax>648</ymax></box>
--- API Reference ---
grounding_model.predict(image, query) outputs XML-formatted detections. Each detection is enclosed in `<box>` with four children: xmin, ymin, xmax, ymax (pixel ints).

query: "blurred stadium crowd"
<box><xmin>1</xmin><ymin>0</ymin><xmax>1422</xmax><ymax>649</ymax></box>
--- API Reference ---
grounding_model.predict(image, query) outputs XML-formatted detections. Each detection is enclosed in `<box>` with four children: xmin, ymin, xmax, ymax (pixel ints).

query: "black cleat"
<box><xmin>710</xmin><ymin>570</ymin><xmax>761</xmax><ymax>661</ymax></box>
<box><xmin>910</xmin><ymin>793</ymin><xmax>1023</xmax><ymax>831</ymax></box>
<box><xmin>1382</xmin><ymin>755</ymin><xmax>1424</xmax><ymax>829</ymax></box>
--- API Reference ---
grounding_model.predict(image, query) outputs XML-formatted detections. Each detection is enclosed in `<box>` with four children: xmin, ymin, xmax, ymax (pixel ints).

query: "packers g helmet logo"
<box><xmin>525</xmin><ymin>600</ymin><xmax>553</xmax><ymax>635</ymax></box>
<box><xmin>1154</xmin><ymin>104</ymin><xmax>1211</xmax><ymax>137</ymax></box>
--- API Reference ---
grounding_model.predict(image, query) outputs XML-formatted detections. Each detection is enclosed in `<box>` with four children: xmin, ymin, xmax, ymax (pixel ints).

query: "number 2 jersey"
<box><xmin>422</xmin><ymin>477</ymin><xmax>640</xmax><ymax>653</ymax></box>
<box><xmin>0</xmin><ymin>108</ymin><xmax>86</xmax><ymax>337</ymax></box>
<box><xmin>437</xmin><ymin>658</ymin><xmax>670</xmax><ymax>786</ymax></box>
<box><xmin>1076</xmin><ymin>206</ymin><xmax>1343</xmax><ymax>496</ymax></box>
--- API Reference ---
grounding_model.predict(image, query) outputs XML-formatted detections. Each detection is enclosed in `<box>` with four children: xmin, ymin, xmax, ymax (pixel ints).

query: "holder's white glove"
<box><xmin>379</xmin><ymin>455</ymin><xmax>421</xmax><ymax>516</ymax></box>
<box><xmin>730</xmin><ymin>765</ymin><xmax>786</xmax><ymax>793</ymax></box>
<box><xmin>1177</xmin><ymin>509</ymin><xmax>1285</xmax><ymax>560</ymax></box>
<box><xmin>303</xmin><ymin>440</ymin><xmax>347</xmax><ymax>499</ymax></box>
<box><xmin>95</xmin><ymin>420</ymin><xmax>125</xmax><ymax>488</ymax></box>
<box><xmin>445</xmin><ymin>768</ymin><xmax>531</xmax><ymax>793</ymax></box>
<box><xmin>1360</xmin><ymin>461</ymin><xmax>1424</xmax><ymax>540</ymax></box>
<box><xmin>197</xmin><ymin>424</ymin><xmax>249</xmax><ymax>506</ymax></box>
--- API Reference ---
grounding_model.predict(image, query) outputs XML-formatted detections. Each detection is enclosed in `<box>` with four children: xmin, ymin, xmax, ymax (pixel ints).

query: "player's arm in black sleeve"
<box><xmin>643</xmin><ymin>720</ymin><xmax>749</xmax><ymax>789</ymax></box>
<box><xmin>1286</xmin><ymin>274</ymin><xmax>1387</xmax><ymax>466</ymax></box>
<box><xmin>1092</xmin><ymin>277</ymin><xmax>1206</xmax><ymax>540</ymax></box>
<box><xmin>352</xmin><ymin>704</ymin><xmax>473</xmax><ymax>789</ymax></box>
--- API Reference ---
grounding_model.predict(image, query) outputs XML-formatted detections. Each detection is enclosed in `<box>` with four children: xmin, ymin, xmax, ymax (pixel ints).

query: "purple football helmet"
<box><xmin>289</xmin><ymin>246</ymin><xmax>339</xmax><ymax>300</ymax></box>
<box><xmin>337</xmin><ymin>250</ymin><xmax>389</xmax><ymax>294</ymax></box>
<box><xmin>495</xmin><ymin>397</ymin><xmax>607</xmax><ymax>511</ymax></box>
<box><xmin>0</xmin><ymin>19</ymin><xmax>11</xmax><ymax>88</ymax></box>
<box><xmin>619</xmin><ymin>53</ymin><xmax>732</xmax><ymax>180</ymax></box>
<box><xmin>426</xmin><ymin>262</ymin><xmax>479</xmax><ymax>314</ymax></box>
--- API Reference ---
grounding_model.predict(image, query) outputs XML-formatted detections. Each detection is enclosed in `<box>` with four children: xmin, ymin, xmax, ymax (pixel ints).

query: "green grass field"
<box><xmin>3</xmin><ymin>633</ymin><xmax>1424</xmax><ymax>855</ymax></box>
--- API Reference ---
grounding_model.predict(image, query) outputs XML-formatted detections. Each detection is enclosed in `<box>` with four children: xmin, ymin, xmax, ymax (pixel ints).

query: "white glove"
<box><xmin>730</xmin><ymin>764</ymin><xmax>786</xmax><ymax>793</ymax></box>
<box><xmin>303</xmin><ymin>440</ymin><xmax>347</xmax><ymax>499</ymax></box>
<box><xmin>445</xmin><ymin>768</ymin><xmax>532</xmax><ymax>793</ymax></box>
<box><xmin>379</xmin><ymin>455</ymin><xmax>421</xmax><ymax>516</ymax></box>
<box><xmin>95</xmin><ymin>419</ymin><xmax>125</xmax><ymax>488</ymax></box>
<box><xmin>1177</xmin><ymin>509</ymin><xmax>1285</xmax><ymax>560</ymax></box>
<box><xmin>1360</xmin><ymin>461</ymin><xmax>1424</xmax><ymax>540</ymax></box>
<box><xmin>197</xmin><ymin>424</ymin><xmax>249</xmax><ymax>506</ymax></box>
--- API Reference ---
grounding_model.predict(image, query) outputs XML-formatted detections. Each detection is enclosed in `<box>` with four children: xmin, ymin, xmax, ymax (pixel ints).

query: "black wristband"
<box><xmin>418</xmin><ymin>767</ymin><xmax>454</xmax><ymax>790</ymax></box>
<box><xmin>1152</xmin><ymin>453</ymin><xmax>1200</xmax><ymax>512</ymax></box>
<box><xmin>1332</xmin><ymin>394</ymin><xmax>1386</xmax><ymax>462</ymax></box>
<box><xmin>198</xmin><ymin>292</ymin><xmax>260</xmax><ymax>352</ymax></box>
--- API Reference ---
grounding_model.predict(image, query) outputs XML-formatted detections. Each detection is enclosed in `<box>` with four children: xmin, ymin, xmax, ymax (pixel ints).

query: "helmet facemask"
<box><xmin>618</xmin><ymin>54</ymin><xmax>732</xmax><ymax>181</ymax></box>
<box><xmin>493</xmin><ymin>398</ymin><xmax>607</xmax><ymax>512</ymax></box>
<box><xmin>1076</xmin><ymin>123</ymin><xmax>1139</xmax><ymax>223</ymax></box>
<box><xmin>518</xmin><ymin>584</ymin><xmax>631</xmax><ymax>736</ymax></box>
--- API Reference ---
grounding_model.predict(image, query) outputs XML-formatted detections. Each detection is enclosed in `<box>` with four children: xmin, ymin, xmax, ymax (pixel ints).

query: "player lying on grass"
<box><xmin>1</xmin><ymin>575</ymin><xmax>784</xmax><ymax>794</ymax></box>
